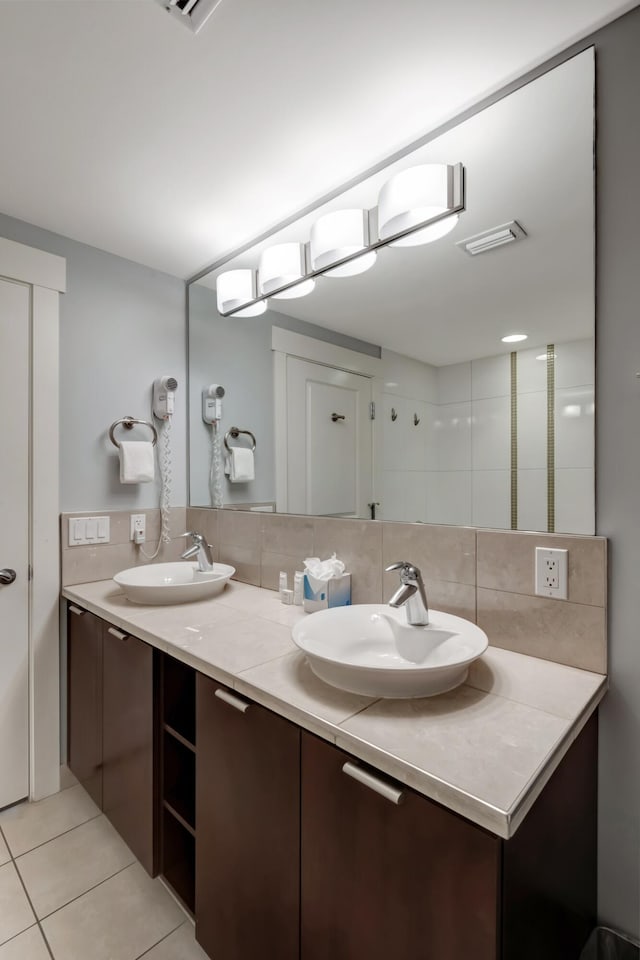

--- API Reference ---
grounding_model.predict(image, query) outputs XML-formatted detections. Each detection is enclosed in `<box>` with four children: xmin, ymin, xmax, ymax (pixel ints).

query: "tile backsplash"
<box><xmin>60</xmin><ymin>507</ymin><xmax>607</xmax><ymax>674</ymax></box>
<box><xmin>60</xmin><ymin>507</ymin><xmax>187</xmax><ymax>586</ymax></box>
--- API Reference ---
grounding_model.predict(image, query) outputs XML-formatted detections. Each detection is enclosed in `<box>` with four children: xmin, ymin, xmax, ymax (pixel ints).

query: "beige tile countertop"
<box><xmin>62</xmin><ymin>579</ymin><xmax>607</xmax><ymax>840</ymax></box>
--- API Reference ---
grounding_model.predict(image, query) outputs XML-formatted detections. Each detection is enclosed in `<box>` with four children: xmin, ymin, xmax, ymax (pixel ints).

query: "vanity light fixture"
<box><xmin>258</xmin><ymin>243</ymin><xmax>315</xmax><ymax>300</ymax></box>
<box><xmin>536</xmin><ymin>352</ymin><xmax>557</xmax><ymax>360</ymax></box>
<box><xmin>216</xmin><ymin>269</ymin><xmax>267</xmax><ymax>317</ymax></box>
<box><xmin>215</xmin><ymin>162</ymin><xmax>464</xmax><ymax>316</ymax></box>
<box><xmin>501</xmin><ymin>334</ymin><xmax>528</xmax><ymax>343</ymax></box>
<box><xmin>378</xmin><ymin>164</ymin><xmax>462</xmax><ymax>247</ymax></box>
<box><xmin>310</xmin><ymin>209</ymin><xmax>377</xmax><ymax>277</ymax></box>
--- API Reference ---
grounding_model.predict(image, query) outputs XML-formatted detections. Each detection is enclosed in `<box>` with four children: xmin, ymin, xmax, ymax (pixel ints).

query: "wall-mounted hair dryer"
<box><xmin>202</xmin><ymin>383</ymin><xmax>225</xmax><ymax>424</ymax></box>
<box><xmin>153</xmin><ymin>376</ymin><xmax>178</xmax><ymax>420</ymax></box>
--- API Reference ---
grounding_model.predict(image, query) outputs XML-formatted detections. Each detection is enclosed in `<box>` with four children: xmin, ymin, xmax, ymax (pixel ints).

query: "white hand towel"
<box><xmin>225</xmin><ymin>447</ymin><xmax>255</xmax><ymax>483</ymax></box>
<box><xmin>119</xmin><ymin>441</ymin><xmax>155</xmax><ymax>484</ymax></box>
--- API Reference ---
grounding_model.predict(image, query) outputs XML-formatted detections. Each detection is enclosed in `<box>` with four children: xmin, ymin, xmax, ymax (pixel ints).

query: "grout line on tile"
<box><xmin>9</xmin><ymin>810</ymin><xmax>103</xmax><ymax>860</ymax></box>
<box><xmin>336</xmin><ymin>698</ymin><xmax>382</xmax><ymax>725</ymax></box>
<box><xmin>0</xmin><ymin>924</ymin><xmax>39</xmax><ymax>952</ymax></box>
<box><xmin>135</xmin><ymin>920</ymin><xmax>189</xmax><ymax>959</ymax></box>
<box><xmin>31</xmin><ymin>860</ymin><xmax>136</xmax><ymax>922</ymax></box>
<box><xmin>476</xmin><ymin>584</ymin><xmax>606</xmax><ymax>609</ymax></box>
<box><xmin>234</xmin><ymin>650</ymin><xmax>296</xmax><ymax>678</ymax></box>
<box><xmin>8</xmin><ymin>856</ymin><xmax>54</xmax><ymax>959</ymax></box>
<box><xmin>460</xmin><ymin>677</ymin><xmax>594</xmax><ymax>722</ymax></box>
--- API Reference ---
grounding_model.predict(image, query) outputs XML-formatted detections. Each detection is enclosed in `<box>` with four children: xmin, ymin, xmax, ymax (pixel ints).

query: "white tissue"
<box><xmin>303</xmin><ymin>554</ymin><xmax>346</xmax><ymax>593</ymax></box>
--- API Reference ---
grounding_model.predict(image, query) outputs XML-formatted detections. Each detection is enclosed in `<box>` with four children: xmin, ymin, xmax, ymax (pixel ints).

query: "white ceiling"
<box><xmin>0</xmin><ymin>0</ymin><xmax>634</xmax><ymax>279</ymax></box>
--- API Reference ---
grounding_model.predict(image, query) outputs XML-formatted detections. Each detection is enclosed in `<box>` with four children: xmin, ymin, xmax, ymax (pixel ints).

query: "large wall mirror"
<box><xmin>188</xmin><ymin>49</ymin><xmax>594</xmax><ymax>534</ymax></box>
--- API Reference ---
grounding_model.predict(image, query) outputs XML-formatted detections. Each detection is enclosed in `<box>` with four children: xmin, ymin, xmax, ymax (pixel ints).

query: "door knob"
<box><xmin>0</xmin><ymin>569</ymin><xmax>17</xmax><ymax>585</ymax></box>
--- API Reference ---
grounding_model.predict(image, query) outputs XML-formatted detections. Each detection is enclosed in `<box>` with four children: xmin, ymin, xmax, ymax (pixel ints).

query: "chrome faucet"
<box><xmin>386</xmin><ymin>561</ymin><xmax>430</xmax><ymax>626</ymax></box>
<box><xmin>181</xmin><ymin>531</ymin><xmax>215</xmax><ymax>572</ymax></box>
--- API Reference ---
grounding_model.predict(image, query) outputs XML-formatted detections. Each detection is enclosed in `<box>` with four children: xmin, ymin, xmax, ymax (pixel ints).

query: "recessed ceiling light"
<box><xmin>501</xmin><ymin>334</ymin><xmax>528</xmax><ymax>343</ymax></box>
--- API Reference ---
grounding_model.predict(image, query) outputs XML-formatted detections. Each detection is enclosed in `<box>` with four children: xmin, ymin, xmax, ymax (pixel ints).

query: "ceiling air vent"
<box><xmin>157</xmin><ymin>0</ymin><xmax>223</xmax><ymax>34</ymax></box>
<box><xmin>457</xmin><ymin>220</ymin><xmax>527</xmax><ymax>256</ymax></box>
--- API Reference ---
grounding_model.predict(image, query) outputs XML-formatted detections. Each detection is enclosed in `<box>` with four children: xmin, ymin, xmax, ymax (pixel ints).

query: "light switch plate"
<box><xmin>68</xmin><ymin>516</ymin><xmax>110</xmax><ymax>546</ymax></box>
<box><xmin>535</xmin><ymin>547</ymin><xmax>568</xmax><ymax>599</ymax></box>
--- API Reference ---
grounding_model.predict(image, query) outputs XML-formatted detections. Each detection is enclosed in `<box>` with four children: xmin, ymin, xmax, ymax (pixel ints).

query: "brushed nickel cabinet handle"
<box><xmin>107</xmin><ymin>626</ymin><xmax>128</xmax><ymax>641</ymax></box>
<box><xmin>68</xmin><ymin>605</ymin><xmax>85</xmax><ymax>616</ymax></box>
<box><xmin>342</xmin><ymin>761</ymin><xmax>404</xmax><ymax>805</ymax></box>
<box><xmin>214</xmin><ymin>688</ymin><xmax>251</xmax><ymax>714</ymax></box>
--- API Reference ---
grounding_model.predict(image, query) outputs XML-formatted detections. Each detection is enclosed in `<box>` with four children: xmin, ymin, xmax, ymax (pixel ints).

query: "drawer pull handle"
<box><xmin>68</xmin><ymin>605</ymin><xmax>85</xmax><ymax>616</ymax></box>
<box><xmin>342</xmin><ymin>762</ymin><xmax>404</xmax><ymax>805</ymax></box>
<box><xmin>107</xmin><ymin>626</ymin><xmax>128</xmax><ymax>641</ymax></box>
<box><xmin>214</xmin><ymin>688</ymin><xmax>251</xmax><ymax>714</ymax></box>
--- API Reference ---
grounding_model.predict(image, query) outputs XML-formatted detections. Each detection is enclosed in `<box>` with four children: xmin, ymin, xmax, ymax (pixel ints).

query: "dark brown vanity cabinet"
<box><xmin>300</xmin><ymin>725</ymin><xmax>596</xmax><ymax>960</ymax></box>
<box><xmin>66</xmin><ymin>605</ymin><xmax>157</xmax><ymax>875</ymax></box>
<box><xmin>195</xmin><ymin>675</ymin><xmax>300</xmax><ymax>960</ymax></box>
<box><xmin>67</xmin><ymin>605</ymin><xmax>103</xmax><ymax>808</ymax></box>
<box><xmin>68</xmin><ymin>602</ymin><xmax>597</xmax><ymax>960</ymax></box>
<box><xmin>102</xmin><ymin>624</ymin><xmax>156</xmax><ymax>875</ymax></box>
<box><xmin>301</xmin><ymin>732</ymin><xmax>500</xmax><ymax>960</ymax></box>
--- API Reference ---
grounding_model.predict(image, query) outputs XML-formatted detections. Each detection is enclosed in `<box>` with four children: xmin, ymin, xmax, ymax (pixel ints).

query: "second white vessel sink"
<box><xmin>114</xmin><ymin>561</ymin><xmax>235</xmax><ymax>605</ymax></box>
<box><xmin>292</xmin><ymin>604</ymin><xmax>488</xmax><ymax>699</ymax></box>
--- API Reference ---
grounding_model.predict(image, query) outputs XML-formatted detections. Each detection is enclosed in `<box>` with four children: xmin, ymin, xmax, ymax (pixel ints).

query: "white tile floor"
<box><xmin>0</xmin><ymin>770</ymin><xmax>208</xmax><ymax>960</ymax></box>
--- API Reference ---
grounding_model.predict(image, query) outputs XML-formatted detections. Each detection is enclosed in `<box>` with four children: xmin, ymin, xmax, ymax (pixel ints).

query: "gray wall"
<box><xmin>188</xmin><ymin>283</ymin><xmax>380</xmax><ymax>507</ymax></box>
<box><xmin>591</xmin><ymin>7</ymin><xmax>640</xmax><ymax>940</ymax></box>
<box><xmin>0</xmin><ymin>212</ymin><xmax>187</xmax><ymax>512</ymax></box>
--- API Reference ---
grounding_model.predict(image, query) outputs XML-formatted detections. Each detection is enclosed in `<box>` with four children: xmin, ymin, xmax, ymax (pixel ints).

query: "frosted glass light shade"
<box><xmin>216</xmin><ymin>269</ymin><xmax>265</xmax><ymax>316</ymax></box>
<box><xmin>378</xmin><ymin>164</ymin><xmax>455</xmax><ymax>243</ymax></box>
<box><xmin>234</xmin><ymin>301</ymin><xmax>267</xmax><ymax>317</ymax></box>
<box><xmin>389</xmin><ymin>212</ymin><xmax>459</xmax><ymax>248</ymax></box>
<box><xmin>259</xmin><ymin>243</ymin><xmax>314</xmax><ymax>299</ymax></box>
<box><xmin>310</xmin><ymin>209</ymin><xmax>377</xmax><ymax>277</ymax></box>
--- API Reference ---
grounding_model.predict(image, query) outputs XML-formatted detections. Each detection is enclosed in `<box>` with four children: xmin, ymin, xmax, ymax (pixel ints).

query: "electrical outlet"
<box><xmin>130</xmin><ymin>514</ymin><xmax>146</xmax><ymax>544</ymax></box>
<box><xmin>535</xmin><ymin>547</ymin><xmax>568</xmax><ymax>599</ymax></box>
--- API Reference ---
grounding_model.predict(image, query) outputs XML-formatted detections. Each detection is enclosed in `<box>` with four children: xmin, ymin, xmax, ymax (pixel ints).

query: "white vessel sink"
<box><xmin>292</xmin><ymin>604</ymin><xmax>488</xmax><ymax>699</ymax></box>
<box><xmin>113</xmin><ymin>561</ymin><xmax>235</xmax><ymax>605</ymax></box>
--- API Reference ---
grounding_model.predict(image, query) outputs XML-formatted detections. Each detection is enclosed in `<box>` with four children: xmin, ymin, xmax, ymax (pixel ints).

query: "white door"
<box><xmin>285</xmin><ymin>357</ymin><xmax>373</xmax><ymax>517</ymax></box>
<box><xmin>0</xmin><ymin>277</ymin><xmax>30</xmax><ymax>808</ymax></box>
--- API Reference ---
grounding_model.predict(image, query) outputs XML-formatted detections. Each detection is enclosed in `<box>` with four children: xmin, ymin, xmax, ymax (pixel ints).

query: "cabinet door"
<box><xmin>102</xmin><ymin>625</ymin><xmax>156</xmax><ymax>875</ymax></box>
<box><xmin>301</xmin><ymin>733</ymin><xmax>500</xmax><ymax>960</ymax></box>
<box><xmin>196</xmin><ymin>675</ymin><xmax>300</xmax><ymax>960</ymax></box>
<box><xmin>67</xmin><ymin>605</ymin><xmax>103</xmax><ymax>809</ymax></box>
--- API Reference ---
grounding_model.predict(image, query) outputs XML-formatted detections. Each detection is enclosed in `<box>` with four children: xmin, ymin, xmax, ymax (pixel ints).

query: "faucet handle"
<box><xmin>180</xmin><ymin>531</ymin><xmax>203</xmax><ymax>542</ymax></box>
<box><xmin>385</xmin><ymin>561</ymin><xmax>409</xmax><ymax>573</ymax></box>
<box><xmin>385</xmin><ymin>561</ymin><xmax>423</xmax><ymax>583</ymax></box>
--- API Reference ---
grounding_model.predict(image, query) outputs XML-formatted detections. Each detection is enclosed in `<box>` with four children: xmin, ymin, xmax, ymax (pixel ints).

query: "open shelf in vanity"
<box><xmin>159</xmin><ymin>655</ymin><xmax>197</xmax><ymax>913</ymax></box>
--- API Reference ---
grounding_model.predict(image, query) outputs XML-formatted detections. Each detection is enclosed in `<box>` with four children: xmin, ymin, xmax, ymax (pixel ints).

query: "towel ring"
<box><xmin>109</xmin><ymin>417</ymin><xmax>158</xmax><ymax>448</ymax></box>
<box><xmin>224</xmin><ymin>427</ymin><xmax>256</xmax><ymax>453</ymax></box>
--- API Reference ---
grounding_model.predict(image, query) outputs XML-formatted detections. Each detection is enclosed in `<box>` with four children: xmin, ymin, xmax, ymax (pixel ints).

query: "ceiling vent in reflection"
<box><xmin>156</xmin><ymin>0</ymin><xmax>223</xmax><ymax>34</ymax></box>
<box><xmin>457</xmin><ymin>220</ymin><xmax>527</xmax><ymax>256</ymax></box>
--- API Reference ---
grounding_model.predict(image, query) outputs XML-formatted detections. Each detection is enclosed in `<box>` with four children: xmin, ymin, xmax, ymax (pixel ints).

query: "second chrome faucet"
<box><xmin>386</xmin><ymin>561</ymin><xmax>430</xmax><ymax>626</ymax></box>
<box><xmin>181</xmin><ymin>531</ymin><xmax>215</xmax><ymax>572</ymax></box>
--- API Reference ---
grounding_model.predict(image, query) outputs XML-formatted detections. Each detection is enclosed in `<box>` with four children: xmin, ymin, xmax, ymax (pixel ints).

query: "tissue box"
<box><xmin>303</xmin><ymin>573</ymin><xmax>351</xmax><ymax>613</ymax></box>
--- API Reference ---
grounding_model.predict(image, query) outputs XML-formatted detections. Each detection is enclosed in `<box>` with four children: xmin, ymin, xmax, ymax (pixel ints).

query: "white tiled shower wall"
<box><xmin>380</xmin><ymin>339</ymin><xmax>594</xmax><ymax>533</ymax></box>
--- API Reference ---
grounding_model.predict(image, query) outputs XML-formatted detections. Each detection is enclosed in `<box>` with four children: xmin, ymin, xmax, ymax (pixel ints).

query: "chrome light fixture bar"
<box><xmin>216</xmin><ymin>163</ymin><xmax>464</xmax><ymax>317</ymax></box>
